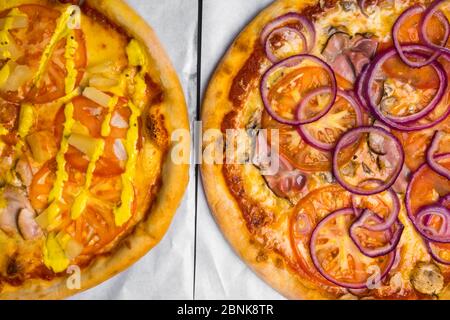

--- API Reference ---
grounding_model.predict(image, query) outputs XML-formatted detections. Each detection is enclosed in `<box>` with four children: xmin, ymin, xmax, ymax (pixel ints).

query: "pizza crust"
<box><xmin>201</xmin><ymin>0</ymin><xmax>333</xmax><ymax>300</ymax></box>
<box><xmin>0</xmin><ymin>0</ymin><xmax>190</xmax><ymax>299</ymax></box>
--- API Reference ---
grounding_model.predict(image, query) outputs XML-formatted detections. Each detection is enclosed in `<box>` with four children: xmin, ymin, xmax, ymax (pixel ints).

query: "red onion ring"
<box><xmin>393</xmin><ymin>5</ymin><xmax>447</xmax><ymax>68</ymax></box>
<box><xmin>264</xmin><ymin>27</ymin><xmax>308</xmax><ymax>63</ymax></box>
<box><xmin>365</xmin><ymin>45</ymin><xmax>447</xmax><ymax>125</ymax></box>
<box><xmin>420</xmin><ymin>0</ymin><xmax>450</xmax><ymax>56</ymax></box>
<box><xmin>440</xmin><ymin>194</ymin><xmax>450</xmax><ymax>206</ymax></box>
<box><xmin>406</xmin><ymin>154</ymin><xmax>450</xmax><ymax>222</ymax></box>
<box><xmin>426</xmin><ymin>241</ymin><xmax>450</xmax><ymax>265</ymax></box>
<box><xmin>261</xmin><ymin>13</ymin><xmax>315</xmax><ymax>53</ymax></box>
<box><xmin>333</xmin><ymin>126</ymin><xmax>405</xmax><ymax>195</ymax></box>
<box><xmin>260</xmin><ymin>54</ymin><xmax>337</xmax><ymax>126</ymax></box>
<box><xmin>427</xmin><ymin>131</ymin><xmax>450</xmax><ymax>179</ymax></box>
<box><xmin>414</xmin><ymin>205</ymin><xmax>450</xmax><ymax>243</ymax></box>
<box><xmin>350</xmin><ymin>211</ymin><xmax>404</xmax><ymax>258</ymax></box>
<box><xmin>355</xmin><ymin>64</ymin><xmax>370</xmax><ymax>112</ymax></box>
<box><xmin>351</xmin><ymin>180</ymin><xmax>401</xmax><ymax>231</ymax></box>
<box><xmin>296</xmin><ymin>88</ymin><xmax>364</xmax><ymax>151</ymax></box>
<box><xmin>310</xmin><ymin>208</ymin><xmax>395</xmax><ymax>289</ymax></box>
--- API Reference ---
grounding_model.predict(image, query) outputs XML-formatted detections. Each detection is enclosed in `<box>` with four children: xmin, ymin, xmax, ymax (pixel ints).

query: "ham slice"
<box><xmin>253</xmin><ymin>132</ymin><xmax>306</xmax><ymax>198</ymax></box>
<box><xmin>322</xmin><ymin>32</ymin><xmax>378</xmax><ymax>83</ymax></box>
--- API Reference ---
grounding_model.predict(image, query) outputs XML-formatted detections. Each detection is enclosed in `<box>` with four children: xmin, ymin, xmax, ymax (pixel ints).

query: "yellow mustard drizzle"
<box><xmin>70</xmin><ymin>138</ymin><xmax>105</xmax><ymax>220</ymax></box>
<box><xmin>0</xmin><ymin>8</ymin><xmax>25</xmax><ymax>60</ymax></box>
<box><xmin>0</xmin><ymin>124</ymin><xmax>8</xmax><ymax>136</ymax></box>
<box><xmin>42</xmin><ymin>6</ymin><xmax>79</xmax><ymax>225</ymax></box>
<box><xmin>71</xmin><ymin>95</ymin><xmax>117</xmax><ymax>219</ymax></box>
<box><xmin>0</xmin><ymin>63</ymin><xmax>9</xmax><ymax>87</ymax></box>
<box><xmin>46</xmin><ymin>102</ymin><xmax>75</xmax><ymax>223</ymax></box>
<box><xmin>64</xmin><ymin>29</ymin><xmax>78</xmax><ymax>94</ymax></box>
<box><xmin>17</xmin><ymin>103</ymin><xmax>33</xmax><ymax>139</ymax></box>
<box><xmin>34</xmin><ymin>6</ymin><xmax>74</xmax><ymax>88</ymax></box>
<box><xmin>101</xmin><ymin>96</ymin><xmax>119</xmax><ymax>137</ymax></box>
<box><xmin>126</xmin><ymin>40</ymin><xmax>148</xmax><ymax>108</ymax></box>
<box><xmin>43</xmin><ymin>232</ymin><xmax>69</xmax><ymax>273</ymax></box>
<box><xmin>114</xmin><ymin>101</ymin><xmax>140</xmax><ymax>226</ymax></box>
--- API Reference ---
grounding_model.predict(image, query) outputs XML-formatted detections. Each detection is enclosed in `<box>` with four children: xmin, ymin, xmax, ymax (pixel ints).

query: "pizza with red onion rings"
<box><xmin>202</xmin><ymin>0</ymin><xmax>450</xmax><ymax>299</ymax></box>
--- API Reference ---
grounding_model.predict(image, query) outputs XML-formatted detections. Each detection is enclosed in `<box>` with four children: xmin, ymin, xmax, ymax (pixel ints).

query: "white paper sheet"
<box><xmin>195</xmin><ymin>0</ymin><xmax>285</xmax><ymax>300</ymax></box>
<box><xmin>74</xmin><ymin>0</ymin><xmax>198</xmax><ymax>300</ymax></box>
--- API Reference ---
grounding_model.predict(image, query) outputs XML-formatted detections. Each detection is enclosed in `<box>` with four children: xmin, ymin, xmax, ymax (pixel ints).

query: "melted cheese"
<box><xmin>43</xmin><ymin>232</ymin><xmax>69</xmax><ymax>273</ymax></box>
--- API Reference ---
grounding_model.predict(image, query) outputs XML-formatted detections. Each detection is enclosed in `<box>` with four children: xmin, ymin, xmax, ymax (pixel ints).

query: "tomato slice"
<box><xmin>262</xmin><ymin>115</ymin><xmax>332</xmax><ymax>172</ymax></box>
<box><xmin>267</xmin><ymin>66</ymin><xmax>331</xmax><ymax>121</ymax></box>
<box><xmin>30</xmin><ymin>161</ymin><xmax>136</xmax><ymax>256</ymax></box>
<box><xmin>290</xmin><ymin>185</ymin><xmax>352</xmax><ymax>286</ymax></box>
<box><xmin>381</xmin><ymin>9</ymin><xmax>445</xmax><ymax>91</ymax></box>
<box><xmin>54</xmin><ymin>96</ymin><xmax>131</xmax><ymax>177</ymax></box>
<box><xmin>394</xmin><ymin>123</ymin><xmax>450</xmax><ymax>171</ymax></box>
<box><xmin>309</xmin><ymin>208</ymin><xmax>395</xmax><ymax>288</ymax></box>
<box><xmin>0</xmin><ymin>5</ymin><xmax>87</xmax><ymax>103</ymax></box>
<box><xmin>406</xmin><ymin>156</ymin><xmax>450</xmax><ymax>219</ymax></box>
<box><xmin>299</xmin><ymin>92</ymin><xmax>363</xmax><ymax>150</ymax></box>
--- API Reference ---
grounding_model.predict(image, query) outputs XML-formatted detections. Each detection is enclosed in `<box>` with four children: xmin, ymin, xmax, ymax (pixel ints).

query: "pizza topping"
<box><xmin>363</xmin><ymin>46</ymin><xmax>448</xmax><ymax>126</ymax></box>
<box><xmin>322</xmin><ymin>32</ymin><xmax>377</xmax><ymax>83</ymax></box>
<box><xmin>260</xmin><ymin>54</ymin><xmax>337</xmax><ymax>125</ymax></box>
<box><xmin>414</xmin><ymin>205</ymin><xmax>450</xmax><ymax>243</ymax></box>
<box><xmin>427</xmin><ymin>131</ymin><xmax>450</xmax><ymax>179</ymax></box>
<box><xmin>309</xmin><ymin>208</ymin><xmax>395</xmax><ymax>289</ymax></box>
<box><xmin>333</xmin><ymin>126</ymin><xmax>405</xmax><ymax>195</ymax></box>
<box><xmin>0</xmin><ymin>187</ymin><xmax>42</xmax><ymax>240</ymax></box>
<box><xmin>261</xmin><ymin>13</ymin><xmax>315</xmax><ymax>63</ymax></box>
<box><xmin>351</xmin><ymin>180</ymin><xmax>401</xmax><ymax>231</ymax></box>
<box><xmin>264</xmin><ymin>27</ymin><xmax>308</xmax><ymax>63</ymax></box>
<box><xmin>349</xmin><ymin>210</ymin><xmax>404</xmax><ymax>257</ymax></box>
<box><xmin>393</xmin><ymin>5</ymin><xmax>447</xmax><ymax>68</ymax></box>
<box><xmin>420</xmin><ymin>0</ymin><xmax>450</xmax><ymax>56</ymax></box>
<box><xmin>410</xmin><ymin>262</ymin><xmax>444</xmax><ymax>295</ymax></box>
<box><xmin>253</xmin><ymin>132</ymin><xmax>306</xmax><ymax>198</ymax></box>
<box><xmin>297</xmin><ymin>88</ymin><xmax>364</xmax><ymax>151</ymax></box>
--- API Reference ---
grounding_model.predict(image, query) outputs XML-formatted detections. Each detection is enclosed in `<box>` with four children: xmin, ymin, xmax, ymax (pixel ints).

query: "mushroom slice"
<box><xmin>410</xmin><ymin>262</ymin><xmax>444</xmax><ymax>295</ymax></box>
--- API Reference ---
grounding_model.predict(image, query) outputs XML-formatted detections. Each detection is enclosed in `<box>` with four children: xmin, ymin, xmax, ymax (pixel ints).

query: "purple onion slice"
<box><xmin>297</xmin><ymin>88</ymin><xmax>364</xmax><ymax>151</ymax></box>
<box><xmin>333</xmin><ymin>126</ymin><xmax>405</xmax><ymax>195</ymax></box>
<box><xmin>427</xmin><ymin>131</ymin><xmax>450</xmax><ymax>179</ymax></box>
<box><xmin>310</xmin><ymin>208</ymin><xmax>396</xmax><ymax>289</ymax></box>
<box><xmin>260</xmin><ymin>54</ymin><xmax>337</xmax><ymax>126</ymax></box>
<box><xmin>365</xmin><ymin>45</ymin><xmax>447</xmax><ymax>125</ymax></box>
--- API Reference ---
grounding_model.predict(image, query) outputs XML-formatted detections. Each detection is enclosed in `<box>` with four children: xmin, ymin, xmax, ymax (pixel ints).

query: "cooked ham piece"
<box><xmin>0</xmin><ymin>186</ymin><xmax>42</xmax><ymax>240</ymax></box>
<box><xmin>253</xmin><ymin>132</ymin><xmax>306</xmax><ymax>198</ymax></box>
<box><xmin>322</xmin><ymin>32</ymin><xmax>378</xmax><ymax>83</ymax></box>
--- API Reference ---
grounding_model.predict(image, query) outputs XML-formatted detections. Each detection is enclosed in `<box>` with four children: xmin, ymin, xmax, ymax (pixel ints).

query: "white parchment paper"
<box><xmin>196</xmin><ymin>0</ymin><xmax>285</xmax><ymax>300</ymax></box>
<box><xmin>74</xmin><ymin>0</ymin><xmax>198</xmax><ymax>300</ymax></box>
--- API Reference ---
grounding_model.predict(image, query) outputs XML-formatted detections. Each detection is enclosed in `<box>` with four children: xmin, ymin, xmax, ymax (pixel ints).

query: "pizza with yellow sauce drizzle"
<box><xmin>0</xmin><ymin>0</ymin><xmax>189</xmax><ymax>299</ymax></box>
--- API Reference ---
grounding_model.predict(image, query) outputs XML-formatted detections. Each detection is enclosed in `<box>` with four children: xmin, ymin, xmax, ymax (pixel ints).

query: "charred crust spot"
<box><xmin>145</xmin><ymin>74</ymin><xmax>164</xmax><ymax>106</ymax></box>
<box><xmin>275</xmin><ymin>258</ymin><xmax>284</xmax><ymax>269</ymax></box>
<box><xmin>256</xmin><ymin>251</ymin><xmax>268</xmax><ymax>263</ymax></box>
<box><xmin>146</xmin><ymin>111</ymin><xmax>169</xmax><ymax>150</ymax></box>
<box><xmin>6</xmin><ymin>257</ymin><xmax>20</xmax><ymax>276</ymax></box>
